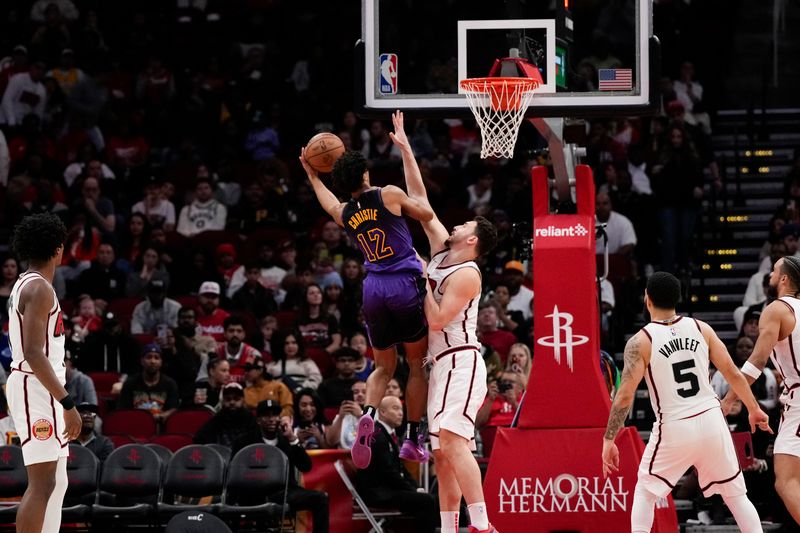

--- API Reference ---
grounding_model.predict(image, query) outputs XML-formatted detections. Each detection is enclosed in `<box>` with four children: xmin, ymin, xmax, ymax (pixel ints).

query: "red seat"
<box><xmin>163</xmin><ymin>409</ymin><xmax>214</xmax><ymax>436</ymax></box>
<box><xmin>480</xmin><ymin>426</ymin><xmax>498</xmax><ymax>458</ymax></box>
<box><xmin>323</xmin><ymin>407</ymin><xmax>339</xmax><ymax>424</ymax></box>
<box><xmin>87</xmin><ymin>372</ymin><xmax>121</xmax><ymax>397</ymax></box>
<box><xmin>108</xmin><ymin>434</ymin><xmax>136</xmax><ymax>448</ymax></box>
<box><xmin>104</xmin><ymin>409</ymin><xmax>157</xmax><ymax>440</ymax></box>
<box><xmin>175</xmin><ymin>296</ymin><xmax>196</xmax><ymax>309</ymax></box>
<box><xmin>149</xmin><ymin>433</ymin><xmax>193</xmax><ymax>452</ymax></box>
<box><xmin>190</xmin><ymin>230</ymin><xmax>241</xmax><ymax>256</ymax></box>
<box><xmin>272</xmin><ymin>310</ymin><xmax>297</xmax><ymax>331</ymax></box>
<box><xmin>306</xmin><ymin>347</ymin><xmax>333</xmax><ymax>378</ymax></box>
<box><xmin>133</xmin><ymin>334</ymin><xmax>155</xmax><ymax>348</ymax></box>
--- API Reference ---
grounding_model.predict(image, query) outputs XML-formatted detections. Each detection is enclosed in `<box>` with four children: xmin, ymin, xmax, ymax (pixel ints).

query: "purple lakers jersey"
<box><xmin>341</xmin><ymin>188</ymin><xmax>421</xmax><ymax>274</ymax></box>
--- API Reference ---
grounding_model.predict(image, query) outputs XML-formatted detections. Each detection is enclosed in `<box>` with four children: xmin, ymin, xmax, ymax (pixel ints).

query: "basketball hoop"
<box><xmin>460</xmin><ymin>77</ymin><xmax>538</xmax><ymax>159</ymax></box>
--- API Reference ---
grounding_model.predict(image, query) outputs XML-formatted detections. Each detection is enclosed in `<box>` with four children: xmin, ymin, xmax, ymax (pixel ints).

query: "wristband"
<box><xmin>59</xmin><ymin>394</ymin><xmax>75</xmax><ymax>411</ymax></box>
<box><xmin>741</xmin><ymin>361</ymin><xmax>762</xmax><ymax>380</ymax></box>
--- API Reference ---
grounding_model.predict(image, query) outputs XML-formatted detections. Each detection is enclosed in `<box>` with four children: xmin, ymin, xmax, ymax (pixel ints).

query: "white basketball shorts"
<box><xmin>638</xmin><ymin>407</ymin><xmax>745</xmax><ymax>498</ymax></box>
<box><xmin>7</xmin><ymin>370</ymin><xmax>70</xmax><ymax>466</ymax></box>
<box><xmin>775</xmin><ymin>402</ymin><xmax>800</xmax><ymax>457</ymax></box>
<box><xmin>427</xmin><ymin>347</ymin><xmax>487</xmax><ymax>451</ymax></box>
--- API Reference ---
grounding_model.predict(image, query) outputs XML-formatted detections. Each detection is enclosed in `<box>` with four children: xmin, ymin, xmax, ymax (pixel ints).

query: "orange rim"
<box><xmin>460</xmin><ymin>77</ymin><xmax>539</xmax><ymax>112</ymax></box>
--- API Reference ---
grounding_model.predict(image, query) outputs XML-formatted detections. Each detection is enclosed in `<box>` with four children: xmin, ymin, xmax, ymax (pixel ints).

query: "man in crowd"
<box><xmin>476</xmin><ymin>305</ymin><xmax>517</xmax><ymax>363</ymax></box>
<box><xmin>118</xmin><ymin>344</ymin><xmax>180</xmax><ymax>425</ymax></box>
<box><xmin>176</xmin><ymin>177</ymin><xmax>227</xmax><ymax>237</ymax></box>
<box><xmin>131</xmin><ymin>279</ymin><xmax>181</xmax><ymax>335</ymax></box>
<box><xmin>243</xmin><ymin>357</ymin><xmax>293</xmax><ymax>416</ymax></box>
<box><xmin>503</xmin><ymin>260</ymin><xmax>533</xmax><ymax>320</ymax></box>
<box><xmin>76</xmin><ymin>242</ymin><xmax>126</xmax><ymax>302</ymax></box>
<box><xmin>215</xmin><ymin>315</ymin><xmax>261</xmax><ymax>380</ymax></box>
<box><xmin>71</xmin><ymin>403</ymin><xmax>114</xmax><ymax>462</ymax></box>
<box><xmin>317</xmin><ymin>347</ymin><xmax>359</xmax><ymax>409</ymax></box>
<box><xmin>192</xmin><ymin>358</ymin><xmax>230</xmax><ymax>409</ymax></box>
<box><xmin>196</xmin><ymin>281</ymin><xmax>230</xmax><ymax>341</ymax></box>
<box><xmin>194</xmin><ymin>382</ymin><xmax>258</xmax><ymax>447</ymax></box>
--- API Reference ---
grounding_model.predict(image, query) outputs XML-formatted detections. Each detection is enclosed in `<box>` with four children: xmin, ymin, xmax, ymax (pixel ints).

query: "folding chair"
<box><xmin>217</xmin><ymin>444</ymin><xmax>287</xmax><ymax>527</ymax></box>
<box><xmin>62</xmin><ymin>444</ymin><xmax>99</xmax><ymax>521</ymax></box>
<box><xmin>145</xmin><ymin>443</ymin><xmax>174</xmax><ymax>477</ymax></box>
<box><xmin>92</xmin><ymin>444</ymin><xmax>162</xmax><ymax>524</ymax></box>
<box><xmin>207</xmin><ymin>444</ymin><xmax>231</xmax><ymax>464</ymax></box>
<box><xmin>0</xmin><ymin>446</ymin><xmax>26</xmax><ymax>520</ymax></box>
<box><xmin>333</xmin><ymin>460</ymin><xmax>402</xmax><ymax>533</ymax></box>
<box><xmin>157</xmin><ymin>445</ymin><xmax>225</xmax><ymax>520</ymax></box>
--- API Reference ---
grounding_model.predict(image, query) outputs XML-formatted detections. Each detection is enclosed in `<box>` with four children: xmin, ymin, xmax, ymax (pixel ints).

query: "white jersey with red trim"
<box><xmin>426</xmin><ymin>250</ymin><xmax>481</xmax><ymax>358</ymax></box>
<box><xmin>772</xmin><ymin>296</ymin><xmax>800</xmax><ymax>405</ymax></box>
<box><xmin>642</xmin><ymin>316</ymin><xmax>719</xmax><ymax>423</ymax></box>
<box><xmin>7</xmin><ymin>271</ymin><xmax>66</xmax><ymax>383</ymax></box>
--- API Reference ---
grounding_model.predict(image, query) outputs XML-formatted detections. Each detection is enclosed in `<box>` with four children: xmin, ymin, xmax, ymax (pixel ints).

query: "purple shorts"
<box><xmin>362</xmin><ymin>272</ymin><xmax>427</xmax><ymax>350</ymax></box>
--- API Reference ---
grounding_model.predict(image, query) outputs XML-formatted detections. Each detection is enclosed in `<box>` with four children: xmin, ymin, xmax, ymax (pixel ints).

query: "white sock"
<box><xmin>440</xmin><ymin>511</ymin><xmax>459</xmax><ymax>533</ymax></box>
<box><xmin>467</xmin><ymin>502</ymin><xmax>489</xmax><ymax>530</ymax></box>
<box><xmin>42</xmin><ymin>457</ymin><xmax>68</xmax><ymax>533</ymax></box>
<box><xmin>631</xmin><ymin>484</ymin><xmax>658</xmax><ymax>533</ymax></box>
<box><xmin>723</xmin><ymin>493</ymin><xmax>763</xmax><ymax>533</ymax></box>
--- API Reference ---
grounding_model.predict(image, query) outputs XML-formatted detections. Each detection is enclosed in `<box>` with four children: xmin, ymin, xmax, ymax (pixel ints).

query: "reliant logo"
<box><xmin>498</xmin><ymin>474</ymin><xmax>629</xmax><ymax>513</ymax></box>
<box><xmin>534</xmin><ymin>224</ymin><xmax>589</xmax><ymax>238</ymax></box>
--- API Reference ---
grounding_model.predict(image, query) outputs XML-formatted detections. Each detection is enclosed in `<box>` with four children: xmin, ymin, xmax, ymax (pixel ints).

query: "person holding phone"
<box><xmin>475</xmin><ymin>371</ymin><xmax>525</xmax><ymax>432</ymax></box>
<box><xmin>325</xmin><ymin>380</ymin><xmax>366</xmax><ymax>449</ymax></box>
<box><xmin>292</xmin><ymin>388</ymin><xmax>328</xmax><ymax>449</ymax></box>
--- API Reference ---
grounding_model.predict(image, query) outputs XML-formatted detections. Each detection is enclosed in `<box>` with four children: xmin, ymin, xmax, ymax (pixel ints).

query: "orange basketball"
<box><xmin>305</xmin><ymin>132</ymin><xmax>346</xmax><ymax>173</ymax></box>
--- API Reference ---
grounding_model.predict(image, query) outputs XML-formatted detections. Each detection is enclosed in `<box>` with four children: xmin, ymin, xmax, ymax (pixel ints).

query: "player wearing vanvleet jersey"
<box><xmin>603</xmin><ymin>272</ymin><xmax>771</xmax><ymax>533</ymax></box>
<box><xmin>300</xmin><ymin>124</ymin><xmax>434</xmax><ymax>469</ymax></box>
<box><xmin>7</xmin><ymin>214</ymin><xmax>82</xmax><ymax>533</ymax></box>
<box><xmin>724</xmin><ymin>256</ymin><xmax>800</xmax><ymax>526</ymax></box>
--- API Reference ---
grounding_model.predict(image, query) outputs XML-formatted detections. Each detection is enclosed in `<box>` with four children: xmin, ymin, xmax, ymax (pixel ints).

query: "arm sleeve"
<box><xmin>176</xmin><ymin>206</ymin><xmax>192</xmax><ymax>236</ymax></box>
<box><xmin>302</xmin><ymin>360</ymin><xmax>322</xmax><ymax>389</ymax></box>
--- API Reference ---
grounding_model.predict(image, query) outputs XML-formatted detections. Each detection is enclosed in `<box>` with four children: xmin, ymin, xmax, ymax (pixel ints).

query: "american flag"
<box><xmin>598</xmin><ymin>68</ymin><xmax>632</xmax><ymax>91</ymax></box>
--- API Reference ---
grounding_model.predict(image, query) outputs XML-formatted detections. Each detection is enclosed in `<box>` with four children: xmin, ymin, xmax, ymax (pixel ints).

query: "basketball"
<box><xmin>304</xmin><ymin>133</ymin><xmax>345</xmax><ymax>173</ymax></box>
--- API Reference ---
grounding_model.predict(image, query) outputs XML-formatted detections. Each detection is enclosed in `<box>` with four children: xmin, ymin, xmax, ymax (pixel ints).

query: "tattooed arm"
<box><xmin>601</xmin><ymin>331</ymin><xmax>649</xmax><ymax>477</ymax></box>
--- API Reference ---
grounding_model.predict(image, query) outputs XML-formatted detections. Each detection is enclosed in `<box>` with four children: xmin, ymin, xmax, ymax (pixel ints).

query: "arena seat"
<box><xmin>157</xmin><ymin>445</ymin><xmax>225</xmax><ymax>519</ymax></box>
<box><xmin>0</xmin><ymin>445</ymin><xmax>27</xmax><ymax>520</ymax></box>
<box><xmin>217</xmin><ymin>443</ymin><xmax>287</xmax><ymax>524</ymax></box>
<box><xmin>272</xmin><ymin>310</ymin><xmax>298</xmax><ymax>330</ymax></box>
<box><xmin>91</xmin><ymin>444</ymin><xmax>162</xmax><ymax>523</ymax></box>
<box><xmin>306</xmin><ymin>347</ymin><xmax>334</xmax><ymax>378</ymax></box>
<box><xmin>108</xmin><ymin>434</ymin><xmax>136</xmax><ymax>448</ymax></box>
<box><xmin>164</xmin><ymin>408</ymin><xmax>214</xmax><ymax>436</ymax></box>
<box><xmin>144</xmin><ymin>443</ymin><xmax>173</xmax><ymax>478</ymax></box>
<box><xmin>104</xmin><ymin>409</ymin><xmax>157</xmax><ymax>441</ymax></box>
<box><xmin>149</xmin><ymin>434</ymin><xmax>194</xmax><ymax>452</ymax></box>
<box><xmin>62</xmin><ymin>444</ymin><xmax>100</xmax><ymax>522</ymax></box>
<box><xmin>107</xmin><ymin>297</ymin><xmax>143</xmax><ymax>324</ymax></box>
<box><xmin>207</xmin><ymin>444</ymin><xmax>231</xmax><ymax>464</ymax></box>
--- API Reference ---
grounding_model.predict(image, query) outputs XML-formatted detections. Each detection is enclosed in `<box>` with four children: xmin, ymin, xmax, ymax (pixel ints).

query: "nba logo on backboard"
<box><xmin>379</xmin><ymin>53</ymin><xmax>397</xmax><ymax>94</ymax></box>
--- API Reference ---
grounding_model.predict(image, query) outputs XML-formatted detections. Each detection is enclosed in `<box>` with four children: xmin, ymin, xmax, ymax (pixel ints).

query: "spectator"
<box><xmin>488</xmin><ymin>283</ymin><xmax>525</xmax><ymax>338</ymax></box>
<box><xmin>70</xmin><ymin>294</ymin><xmax>101</xmax><ymax>341</ymax></box>
<box><xmin>230</xmin><ymin>263</ymin><xmax>278</xmax><ymax>319</ymax></box>
<box><xmin>254</xmin><ymin>315</ymin><xmax>279</xmax><ymax>356</ymax></box>
<box><xmin>215</xmin><ymin>315</ymin><xmax>261</xmax><ymax>380</ymax></box>
<box><xmin>503</xmin><ymin>261</ymin><xmax>533</xmax><ymax>320</ymax></box>
<box><xmin>72</xmin><ymin>176</ymin><xmax>115</xmax><ymax>235</ymax></box>
<box><xmin>476</xmin><ymin>370</ymin><xmax>526</xmax><ymax>431</ymax></box>
<box><xmin>106</xmin><ymin>116</ymin><xmax>149</xmax><ymax>170</ymax></box>
<box><xmin>49</xmin><ymin>48</ymin><xmax>85</xmax><ymax>96</ymax></box>
<box><xmin>0</xmin><ymin>256</ymin><xmax>20</xmax><ymax>324</ymax></box>
<box><xmin>125</xmin><ymin>246</ymin><xmax>171</xmax><ymax>298</ymax></box>
<box><xmin>463</xmin><ymin>170</ymin><xmax>496</xmax><ymax>213</ymax></box>
<box><xmin>118</xmin><ymin>212</ymin><xmax>150</xmax><ymax>268</ymax></box>
<box><xmin>194</xmin><ymin>382</ymin><xmax>258</xmax><ymax>447</ymax></box>
<box><xmin>243</xmin><ymin>356</ymin><xmax>293</xmax><ymax>416</ymax></box>
<box><xmin>193</xmin><ymin>358</ymin><xmax>230</xmax><ymax>409</ymax></box>
<box><xmin>321</xmin><ymin>275</ymin><xmax>344</xmax><ymax>321</ymax></box>
<box><xmin>77</xmin><ymin>242</ymin><xmax>126</xmax><ymax>302</ymax></box>
<box><xmin>175</xmin><ymin>306</ymin><xmax>217</xmax><ymax>363</ymax></box>
<box><xmin>315</xmin><ymin>220</ymin><xmax>359</xmax><ymax>274</ymax></box>
<box><xmin>293</xmin><ymin>388</ymin><xmax>328</xmax><ymax>450</ymax></box>
<box><xmin>176</xmin><ymin>177</ymin><xmax>227</xmax><ymax>237</ymax></box>
<box><xmin>265</xmin><ymin>330</ymin><xmax>323</xmax><ymax>392</ymax></box>
<box><xmin>227</xmin><ymin>243</ymin><xmax>287</xmax><ymax>298</ymax></box>
<box><xmin>227</xmin><ymin>178</ymin><xmax>288</xmax><ymax>233</ymax></box>
<box><xmin>130</xmin><ymin>279</ymin><xmax>180</xmax><ymax>335</ymax></box>
<box><xmin>711</xmin><ymin>336</ymin><xmax>778</xmax><ymax>414</ymax></box>
<box><xmin>232</xmin><ymin>399</ymin><xmax>329</xmax><ymax>533</ymax></box>
<box><xmin>63</xmin><ymin>157</ymin><xmax>115</xmax><ymax>190</ymax></box>
<box><xmin>118</xmin><ymin>343</ymin><xmax>180</xmax><ymax>425</ymax></box>
<box><xmin>131</xmin><ymin>176</ymin><xmax>176</xmax><ymax>231</ymax></box>
<box><xmin>595</xmin><ymin>192</ymin><xmax>637</xmax><ymax>257</ymax></box>
<box><xmin>72</xmin><ymin>403</ymin><xmax>113</xmax><ymax>462</ymax></box>
<box><xmin>317</xmin><ymin>348</ymin><xmax>359</xmax><ymax>409</ymax></box>
<box><xmin>355</xmin><ymin>395</ymin><xmax>436</xmax><ymax>533</ymax></box>
<box><xmin>739</xmin><ymin>309</ymin><xmax>761</xmax><ymax>345</ymax></box>
<box><xmin>326</xmin><ymin>380</ymin><xmax>367</xmax><ymax>449</ymax></box>
<box><xmin>673</xmin><ymin>62</ymin><xmax>711</xmax><ymax>135</ymax></box>
<box><xmin>65</xmin><ymin>352</ymin><xmax>97</xmax><ymax>405</ymax></box>
<box><xmin>385</xmin><ymin>377</ymin><xmax>403</xmax><ymax>399</ymax></box>
<box><xmin>476</xmin><ymin>305</ymin><xmax>517</xmax><ymax>363</ymax></box>
<box><xmin>158</xmin><ymin>326</ymin><xmax>204</xmax><ymax>406</ymax></box>
<box><xmin>758</xmin><ymin>228</ymin><xmax>799</xmax><ymax>274</ymax></box>
<box><xmin>348</xmin><ymin>332</ymin><xmax>375</xmax><ymax>381</ymax></box>
<box><xmin>214</xmin><ymin>244</ymin><xmax>240</xmax><ymax>295</ymax></box>
<box><xmin>295</xmin><ymin>283</ymin><xmax>342</xmax><ymax>354</ymax></box>
<box><xmin>59</xmin><ymin>213</ymin><xmax>102</xmax><ymax>281</ymax></box>
<box><xmin>0</xmin><ymin>61</ymin><xmax>47</xmax><ymax>126</ymax></box>
<box><xmin>80</xmin><ymin>312</ymin><xmax>140</xmax><ymax>374</ymax></box>
<box><xmin>736</xmin><ymin>273</ymin><xmax>773</xmax><ymax>332</ymax></box>
<box><xmin>506</xmin><ymin>343</ymin><xmax>532</xmax><ymax>386</ymax></box>
<box><xmin>196</xmin><ymin>281</ymin><xmax>230</xmax><ymax>341</ymax></box>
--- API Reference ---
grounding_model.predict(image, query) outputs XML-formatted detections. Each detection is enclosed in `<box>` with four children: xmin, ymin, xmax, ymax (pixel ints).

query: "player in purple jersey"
<box><xmin>300</xmin><ymin>124</ymin><xmax>434</xmax><ymax>469</ymax></box>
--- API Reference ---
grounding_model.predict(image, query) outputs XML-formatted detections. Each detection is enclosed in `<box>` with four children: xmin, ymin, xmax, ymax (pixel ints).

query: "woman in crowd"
<box><xmin>295</xmin><ymin>283</ymin><xmax>342</xmax><ymax>354</ymax></box>
<box><xmin>265</xmin><ymin>329</ymin><xmax>322</xmax><ymax>391</ymax></box>
<box><xmin>125</xmin><ymin>245</ymin><xmax>171</xmax><ymax>298</ymax></box>
<box><xmin>293</xmin><ymin>388</ymin><xmax>328</xmax><ymax>449</ymax></box>
<box><xmin>0</xmin><ymin>256</ymin><xmax>20</xmax><ymax>323</ymax></box>
<box><xmin>118</xmin><ymin>212</ymin><xmax>151</xmax><ymax>271</ymax></box>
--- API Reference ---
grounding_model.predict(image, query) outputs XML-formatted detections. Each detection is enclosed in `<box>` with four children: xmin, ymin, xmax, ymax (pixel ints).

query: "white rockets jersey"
<box><xmin>641</xmin><ymin>317</ymin><xmax>719</xmax><ymax>423</ymax></box>
<box><xmin>771</xmin><ymin>296</ymin><xmax>800</xmax><ymax>403</ymax></box>
<box><xmin>426</xmin><ymin>250</ymin><xmax>481</xmax><ymax>357</ymax></box>
<box><xmin>7</xmin><ymin>272</ymin><xmax>66</xmax><ymax>383</ymax></box>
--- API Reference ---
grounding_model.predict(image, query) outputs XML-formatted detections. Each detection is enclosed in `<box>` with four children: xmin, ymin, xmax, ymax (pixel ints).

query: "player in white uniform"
<box><xmin>6</xmin><ymin>214</ymin><xmax>82</xmax><ymax>533</ymax></box>
<box><xmin>602</xmin><ymin>272</ymin><xmax>771</xmax><ymax>533</ymax></box>
<box><xmin>391</xmin><ymin>110</ymin><xmax>500</xmax><ymax>533</ymax></box>
<box><xmin>725</xmin><ymin>255</ymin><xmax>800</xmax><ymax>524</ymax></box>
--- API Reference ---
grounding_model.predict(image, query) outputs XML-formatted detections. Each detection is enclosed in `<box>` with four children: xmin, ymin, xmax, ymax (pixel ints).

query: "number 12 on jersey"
<box><xmin>357</xmin><ymin>228</ymin><xmax>395</xmax><ymax>262</ymax></box>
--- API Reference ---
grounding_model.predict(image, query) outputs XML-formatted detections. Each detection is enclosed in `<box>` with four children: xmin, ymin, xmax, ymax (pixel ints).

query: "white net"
<box><xmin>460</xmin><ymin>77</ymin><xmax>538</xmax><ymax>159</ymax></box>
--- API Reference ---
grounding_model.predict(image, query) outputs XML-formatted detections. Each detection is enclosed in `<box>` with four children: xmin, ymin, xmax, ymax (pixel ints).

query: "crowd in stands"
<box><xmin>0</xmin><ymin>0</ymin><xmax>774</xmax><ymax>529</ymax></box>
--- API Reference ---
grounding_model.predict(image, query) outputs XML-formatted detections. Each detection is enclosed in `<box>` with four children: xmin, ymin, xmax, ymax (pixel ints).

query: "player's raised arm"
<box><xmin>389</xmin><ymin>110</ymin><xmax>450</xmax><ymax>253</ymax></box>
<box><xmin>703</xmin><ymin>320</ymin><xmax>773</xmax><ymax>433</ymax></box>
<box><xmin>423</xmin><ymin>267</ymin><xmax>480</xmax><ymax>331</ymax></box>
<box><xmin>299</xmin><ymin>147</ymin><xmax>346</xmax><ymax>226</ymax></box>
<box><xmin>602</xmin><ymin>331</ymin><xmax>649</xmax><ymax>477</ymax></box>
<box><xmin>381</xmin><ymin>185</ymin><xmax>434</xmax><ymax>223</ymax></box>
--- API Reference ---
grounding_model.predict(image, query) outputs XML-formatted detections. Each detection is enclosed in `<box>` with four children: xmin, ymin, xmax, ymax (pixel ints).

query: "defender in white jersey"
<box><xmin>603</xmin><ymin>272</ymin><xmax>771</xmax><ymax>533</ymax></box>
<box><xmin>726</xmin><ymin>256</ymin><xmax>800</xmax><ymax>525</ymax></box>
<box><xmin>7</xmin><ymin>214</ymin><xmax>81</xmax><ymax>533</ymax></box>
<box><xmin>394</xmin><ymin>107</ymin><xmax>500</xmax><ymax>533</ymax></box>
